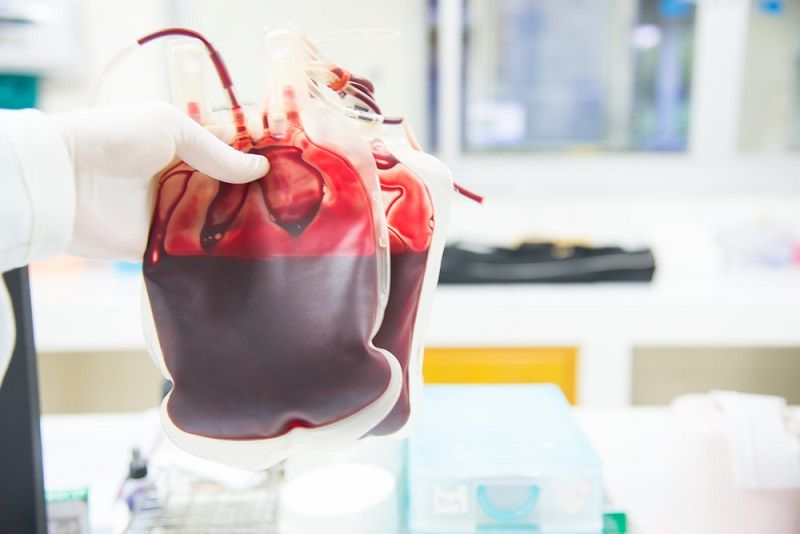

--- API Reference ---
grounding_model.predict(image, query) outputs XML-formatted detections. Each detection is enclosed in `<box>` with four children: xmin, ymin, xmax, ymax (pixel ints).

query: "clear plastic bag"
<box><xmin>141</xmin><ymin>30</ymin><xmax>400</xmax><ymax>469</ymax></box>
<box><xmin>90</xmin><ymin>26</ymin><xmax>476</xmax><ymax>468</ymax></box>
<box><xmin>364</xmin><ymin>130</ymin><xmax>454</xmax><ymax>437</ymax></box>
<box><xmin>305</xmin><ymin>57</ymin><xmax>458</xmax><ymax>436</ymax></box>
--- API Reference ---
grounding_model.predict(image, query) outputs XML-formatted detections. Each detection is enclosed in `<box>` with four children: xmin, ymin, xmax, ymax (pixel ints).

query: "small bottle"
<box><xmin>110</xmin><ymin>448</ymin><xmax>155</xmax><ymax>533</ymax></box>
<box><xmin>120</xmin><ymin>448</ymin><xmax>151</xmax><ymax>512</ymax></box>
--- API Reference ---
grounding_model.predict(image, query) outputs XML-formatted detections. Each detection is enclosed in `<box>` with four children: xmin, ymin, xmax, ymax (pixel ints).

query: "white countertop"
<box><xmin>40</xmin><ymin>405</ymin><xmax>800</xmax><ymax>534</ymax></box>
<box><xmin>41</xmin><ymin>410</ymin><xmax>161</xmax><ymax>533</ymax></box>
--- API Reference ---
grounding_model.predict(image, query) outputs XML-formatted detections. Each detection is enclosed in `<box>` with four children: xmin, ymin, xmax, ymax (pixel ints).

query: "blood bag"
<box><xmin>305</xmin><ymin>57</ymin><xmax>459</xmax><ymax>436</ymax></box>
<box><xmin>369</xmin><ymin>135</ymin><xmax>454</xmax><ymax>436</ymax></box>
<box><xmin>141</xmin><ymin>29</ymin><xmax>400</xmax><ymax>469</ymax></box>
<box><xmin>90</xmin><ymin>25</ymin><xmax>475</xmax><ymax>469</ymax></box>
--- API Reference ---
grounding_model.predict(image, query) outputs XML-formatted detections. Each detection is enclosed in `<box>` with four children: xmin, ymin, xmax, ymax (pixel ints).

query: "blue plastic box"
<box><xmin>407</xmin><ymin>384</ymin><xmax>602</xmax><ymax>533</ymax></box>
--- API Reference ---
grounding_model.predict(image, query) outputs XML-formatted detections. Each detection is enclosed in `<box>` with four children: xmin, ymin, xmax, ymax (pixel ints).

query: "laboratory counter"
<box><xmin>41</xmin><ymin>406</ymin><xmax>713</xmax><ymax>534</ymax></box>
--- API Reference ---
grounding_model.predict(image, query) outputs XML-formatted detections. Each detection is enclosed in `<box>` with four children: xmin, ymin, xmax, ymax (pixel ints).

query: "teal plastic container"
<box><xmin>407</xmin><ymin>384</ymin><xmax>602</xmax><ymax>533</ymax></box>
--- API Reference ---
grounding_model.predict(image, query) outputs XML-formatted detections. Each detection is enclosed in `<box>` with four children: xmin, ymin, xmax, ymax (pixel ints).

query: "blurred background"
<box><xmin>2</xmin><ymin>0</ymin><xmax>798</xmax><ymax>412</ymax></box>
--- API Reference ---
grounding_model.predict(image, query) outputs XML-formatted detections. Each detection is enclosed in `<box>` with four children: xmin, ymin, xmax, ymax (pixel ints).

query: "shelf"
<box><xmin>427</xmin><ymin>272</ymin><xmax>800</xmax><ymax>347</ymax></box>
<box><xmin>30</xmin><ymin>268</ymin><xmax>145</xmax><ymax>353</ymax></box>
<box><xmin>29</xmin><ymin>264</ymin><xmax>800</xmax><ymax>406</ymax></box>
<box><xmin>29</xmin><ymin>267</ymin><xmax>800</xmax><ymax>353</ymax></box>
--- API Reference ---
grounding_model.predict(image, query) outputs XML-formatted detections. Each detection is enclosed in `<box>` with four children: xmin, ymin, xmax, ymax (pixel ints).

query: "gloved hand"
<box><xmin>54</xmin><ymin>102</ymin><xmax>268</xmax><ymax>261</ymax></box>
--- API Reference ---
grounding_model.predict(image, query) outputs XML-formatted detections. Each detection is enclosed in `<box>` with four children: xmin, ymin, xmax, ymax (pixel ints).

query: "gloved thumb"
<box><xmin>170</xmin><ymin>109</ymin><xmax>268</xmax><ymax>184</ymax></box>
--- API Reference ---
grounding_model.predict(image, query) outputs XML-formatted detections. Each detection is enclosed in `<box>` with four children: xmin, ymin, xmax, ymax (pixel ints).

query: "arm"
<box><xmin>0</xmin><ymin>103</ymin><xmax>268</xmax><ymax>383</ymax></box>
<box><xmin>0</xmin><ymin>103</ymin><xmax>268</xmax><ymax>265</ymax></box>
<box><xmin>0</xmin><ymin>109</ymin><xmax>75</xmax><ymax>272</ymax></box>
<box><xmin>0</xmin><ymin>108</ymin><xmax>73</xmax><ymax>381</ymax></box>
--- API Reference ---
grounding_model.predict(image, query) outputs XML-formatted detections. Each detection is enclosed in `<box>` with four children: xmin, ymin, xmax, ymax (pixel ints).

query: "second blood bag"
<box><xmin>306</xmin><ymin>57</ymin><xmax>458</xmax><ymax>436</ymax></box>
<box><xmin>141</xmin><ymin>30</ymin><xmax>400</xmax><ymax>469</ymax></box>
<box><xmin>369</xmin><ymin>134</ymin><xmax>454</xmax><ymax>436</ymax></box>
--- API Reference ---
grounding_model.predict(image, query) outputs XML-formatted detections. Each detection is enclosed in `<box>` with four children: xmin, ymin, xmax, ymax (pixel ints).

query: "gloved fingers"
<box><xmin>205</xmin><ymin>122</ymin><xmax>236</xmax><ymax>145</ymax></box>
<box><xmin>168</xmin><ymin>106</ymin><xmax>268</xmax><ymax>184</ymax></box>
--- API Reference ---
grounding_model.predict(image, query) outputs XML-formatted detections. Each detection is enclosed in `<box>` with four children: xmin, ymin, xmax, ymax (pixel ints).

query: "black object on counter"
<box><xmin>0</xmin><ymin>268</ymin><xmax>47</xmax><ymax>534</ymax></box>
<box><xmin>438</xmin><ymin>242</ymin><xmax>656</xmax><ymax>284</ymax></box>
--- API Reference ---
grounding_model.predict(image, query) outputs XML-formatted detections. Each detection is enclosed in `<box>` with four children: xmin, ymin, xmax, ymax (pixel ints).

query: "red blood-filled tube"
<box><xmin>137</xmin><ymin>28</ymin><xmax>250</xmax><ymax>148</ymax></box>
<box><xmin>325</xmin><ymin>67</ymin><xmax>483</xmax><ymax>203</ymax></box>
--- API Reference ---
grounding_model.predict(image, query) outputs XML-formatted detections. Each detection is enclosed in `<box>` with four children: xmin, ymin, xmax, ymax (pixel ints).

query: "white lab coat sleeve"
<box><xmin>0</xmin><ymin>109</ymin><xmax>76</xmax><ymax>382</ymax></box>
<box><xmin>0</xmin><ymin>109</ymin><xmax>76</xmax><ymax>271</ymax></box>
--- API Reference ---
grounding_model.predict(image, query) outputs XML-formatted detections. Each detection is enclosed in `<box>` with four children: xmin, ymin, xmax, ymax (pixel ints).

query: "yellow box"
<box><xmin>423</xmin><ymin>347</ymin><xmax>577</xmax><ymax>404</ymax></box>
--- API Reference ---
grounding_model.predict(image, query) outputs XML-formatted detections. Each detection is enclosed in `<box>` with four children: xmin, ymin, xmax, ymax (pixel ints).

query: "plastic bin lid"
<box><xmin>408</xmin><ymin>384</ymin><xmax>601</xmax><ymax>475</ymax></box>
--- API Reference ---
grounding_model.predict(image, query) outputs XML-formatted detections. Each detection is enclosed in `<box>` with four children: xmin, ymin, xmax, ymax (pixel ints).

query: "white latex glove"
<box><xmin>54</xmin><ymin>102</ymin><xmax>268</xmax><ymax>261</ymax></box>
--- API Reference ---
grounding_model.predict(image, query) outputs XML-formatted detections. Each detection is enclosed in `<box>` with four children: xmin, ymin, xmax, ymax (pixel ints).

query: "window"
<box><xmin>629</xmin><ymin>0</ymin><xmax>694</xmax><ymax>150</ymax></box>
<box><xmin>737</xmin><ymin>0</ymin><xmax>800</xmax><ymax>151</ymax></box>
<box><xmin>432</xmin><ymin>0</ymin><xmax>696</xmax><ymax>153</ymax></box>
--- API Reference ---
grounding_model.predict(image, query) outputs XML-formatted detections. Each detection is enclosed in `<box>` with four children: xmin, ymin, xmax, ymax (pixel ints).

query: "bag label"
<box><xmin>433</xmin><ymin>483</ymin><xmax>469</xmax><ymax>515</ymax></box>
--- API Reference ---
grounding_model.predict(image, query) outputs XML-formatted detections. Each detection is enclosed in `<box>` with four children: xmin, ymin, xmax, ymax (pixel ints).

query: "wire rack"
<box><xmin>124</xmin><ymin>467</ymin><xmax>281</xmax><ymax>533</ymax></box>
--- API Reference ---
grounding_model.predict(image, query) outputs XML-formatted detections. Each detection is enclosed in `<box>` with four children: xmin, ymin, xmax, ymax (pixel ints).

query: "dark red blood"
<box><xmin>374</xmin><ymin>141</ymin><xmax>434</xmax><ymax>254</ymax></box>
<box><xmin>369</xmin><ymin>251</ymin><xmax>429</xmax><ymax>435</ymax></box>
<box><xmin>259</xmin><ymin>146</ymin><xmax>324</xmax><ymax>235</ymax></box>
<box><xmin>146</xmin><ymin>254</ymin><xmax>390</xmax><ymax>439</ymax></box>
<box><xmin>367</xmin><ymin>140</ymin><xmax>435</xmax><ymax>436</ymax></box>
<box><xmin>152</xmin><ymin>126</ymin><xmax>376</xmax><ymax>260</ymax></box>
<box><xmin>200</xmin><ymin>182</ymin><xmax>248</xmax><ymax>250</ymax></box>
<box><xmin>144</xmin><ymin>122</ymin><xmax>391</xmax><ymax>440</ymax></box>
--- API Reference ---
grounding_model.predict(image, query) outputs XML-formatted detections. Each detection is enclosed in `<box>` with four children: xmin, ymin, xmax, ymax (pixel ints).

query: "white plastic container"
<box><xmin>408</xmin><ymin>385</ymin><xmax>603</xmax><ymax>533</ymax></box>
<box><xmin>280</xmin><ymin>463</ymin><xmax>399</xmax><ymax>534</ymax></box>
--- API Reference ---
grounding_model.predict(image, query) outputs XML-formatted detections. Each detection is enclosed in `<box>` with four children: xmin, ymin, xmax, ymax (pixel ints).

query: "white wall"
<box><xmin>176</xmin><ymin>0</ymin><xmax>429</xmax><ymax>145</ymax></box>
<box><xmin>738</xmin><ymin>1</ymin><xmax>800</xmax><ymax>151</ymax></box>
<box><xmin>37</xmin><ymin>0</ymin><xmax>430</xmax><ymax>149</ymax></box>
<box><xmin>38</xmin><ymin>0</ymin><xmax>170</xmax><ymax>112</ymax></box>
